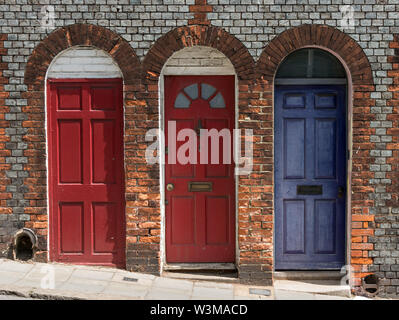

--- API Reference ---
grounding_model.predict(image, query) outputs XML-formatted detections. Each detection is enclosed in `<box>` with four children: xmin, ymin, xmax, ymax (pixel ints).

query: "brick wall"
<box><xmin>0</xmin><ymin>0</ymin><xmax>398</xmax><ymax>296</ymax></box>
<box><xmin>366</xmin><ymin>35</ymin><xmax>399</xmax><ymax>297</ymax></box>
<box><xmin>0</xmin><ymin>33</ymin><xmax>16</xmax><ymax>258</ymax></box>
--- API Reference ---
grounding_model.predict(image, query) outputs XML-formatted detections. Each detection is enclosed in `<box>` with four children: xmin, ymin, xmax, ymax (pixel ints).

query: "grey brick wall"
<box><xmin>0</xmin><ymin>0</ymin><xmax>399</xmax><ymax>296</ymax></box>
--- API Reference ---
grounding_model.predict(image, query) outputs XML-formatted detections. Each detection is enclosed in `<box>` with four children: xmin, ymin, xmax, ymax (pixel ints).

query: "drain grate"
<box><xmin>362</xmin><ymin>274</ymin><xmax>379</xmax><ymax>296</ymax></box>
<box><xmin>123</xmin><ymin>276</ymin><xmax>138</xmax><ymax>282</ymax></box>
<box><xmin>249</xmin><ymin>288</ymin><xmax>271</xmax><ymax>296</ymax></box>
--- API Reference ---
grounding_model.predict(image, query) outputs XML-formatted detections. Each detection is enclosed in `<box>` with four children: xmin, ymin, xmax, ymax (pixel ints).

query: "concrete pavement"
<box><xmin>0</xmin><ymin>295</ymin><xmax>36</xmax><ymax>300</ymax></box>
<box><xmin>0</xmin><ymin>258</ymin><xmax>367</xmax><ymax>300</ymax></box>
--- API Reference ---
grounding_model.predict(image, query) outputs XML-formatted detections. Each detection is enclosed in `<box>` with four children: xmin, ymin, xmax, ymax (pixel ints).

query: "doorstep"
<box><xmin>162</xmin><ymin>263</ymin><xmax>239</xmax><ymax>283</ymax></box>
<box><xmin>274</xmin><ymin>279</ymin><xmax>351</xmax><ymax>298</ymax></box>
<box><xmin>274</xmin><ymin>271</ymin><xmax>343</xmax><ymax>281</ymax></box>
<box><xmin>273</xmin><ymin>271</ymin><xmax>351</xmax><ymax>298</ymax></box>
<box><xmin>162</xmin><ymin>271</ymin><xmax>239</xmax><ymax>284</ymax></box>
<box><xmin>163</xmin><ymin>263</ymin><xmax>236</xmax><ymax>271</ymax></box>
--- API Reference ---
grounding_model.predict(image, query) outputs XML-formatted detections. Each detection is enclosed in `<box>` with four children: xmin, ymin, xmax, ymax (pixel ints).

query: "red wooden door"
<box><xmin>48</xmin><ymin>79</ymin><xmax>125</xmax><ymax>267</ymax></box>
<box><xmin>165</xmin><ymin>75</ymin><xmax>235</xmax><ymax>263</ymax></box>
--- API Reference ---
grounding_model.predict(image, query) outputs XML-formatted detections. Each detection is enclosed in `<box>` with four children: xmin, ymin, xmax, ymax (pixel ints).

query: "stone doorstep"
<box><xmin>273</xmin><ymin>279</ymin><xmax>352</xmax><ymax>298</ymax></box>
<box><xmin>273</xmin><ymin>271</ymin><xmax>344</xmax><ymax>281</ymax></box>
<box><xmin>163</xmin><ymin>263</ymin><xmax>237</xmax><ymax>271</ymax></box>
<box><xmin>162</xmin><ymin>271</ymin><xmax>239</xmax><ymax>284</ymax></box>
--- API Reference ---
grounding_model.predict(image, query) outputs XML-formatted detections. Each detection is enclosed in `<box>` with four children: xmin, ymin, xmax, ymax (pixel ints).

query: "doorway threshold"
<box><xmin>274</xmin><ymin>279</ymin><xmax>351</xmax><ymax>298</ymax></box>
<box><xmin>274</xmin><ymin>271</ymin><xmax>343</xmax><ymax>281</ymax></box>
<box><xmin>273</xmin><ymin>271</ymin><xmax>351</xmax><ymax>298</ymax></box>
<box><xmin>163</xmin><ymin>263</ymin><xmax>236</xmax><ymax>271</ymax></box>
<box><xmin>162</xmin><ymin>271</ymin><xmax>239</xmax><ymax>283</ymax></box>
<box><xmin>163</xmin><ymin>263</ymin><xmax>238</xmax><ymax>283</ymax></box>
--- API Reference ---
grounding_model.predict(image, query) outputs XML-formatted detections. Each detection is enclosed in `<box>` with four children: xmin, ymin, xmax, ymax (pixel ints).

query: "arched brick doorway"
<box><xmin>257</xmin><ymin>24</ymin><xmax>374</xmax><ymax>284</ymax></box>
<box><xmin>23</xmin><ymin>24</ymin><xmax>141</xmax><ymax>266</ymax></box>
<box><xmin>143</xmin><ymin>25</ymin><xmax>258</xmax><ymax>274</ymax></box>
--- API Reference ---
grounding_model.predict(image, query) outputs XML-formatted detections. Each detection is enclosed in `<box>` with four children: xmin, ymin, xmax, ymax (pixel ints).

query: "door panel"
<box><xmin>48</xmin><ymin>79</ymin><xmax>125</xmax><ymax>267</ymax></box>
<box><xmin>165</xmin><ymin>75</ymin><xmax>235</xmax><ymax>263</ymax></box>
<box><xmin>275</xmin><ymin>85</ymin><xmax>346</xmax><ymax>270</ymax></box>
<box><xmin>59</xmin><ymin>202</ymin><xmax>84</xmax><ymax>254</ymax></box>
<box><xmin>91</xmin><ymin>120</ymin><xmax>116</xmax><ymax>184</ymax></box>
<box><xmin>170</xmin><ymin>196</ymin><xmax>195</xmax><ymax>245</ymax></box>
<box><xmin>203</xmin><ymin>118</ymin><xmax>230</xmax><ymax>178</ymax></box>
<box><xmin>57</xmin><ymin>87</ymin><xmax>82</xmax><ymax>110</ymax></box>
<box><xmin>315</xmin><ymin>119</ymin><xmax>337</xmax><ymax>179</ymax></box>
<box><xmin>58</xmin><ymin>120</ymin><xmax>83</xmax><ymax>183</ymax></box>
<box><xmin>283</xmin><ymin>200</ymin><xmax>305</xmax><ymax>254</ymax></box>
<box><xmin>92</xmin><ymin>202</ymin><xmax>117</xmax><ymax>253</ymax></box>
<box><xmin>170</xmin><ymin>119</ymin><xmax>195</xmax><ymax>178</ymax></box>
<box><xmin>314</xmin><ymin>200</ymin><xmax>336</xmax><ymax>254</ymax></box>
<box><xmin>91</xmin><ymin>86</ymin><xmax>116</xmax><ymax>111</ymax></box>
<box><xmin>205</xmin><ymin>196</ymin><xmax>229</xmax><ymax>245</ymax></box>
<box><xmin>284</xmin><ymin>118</ymin><xmax>305</xmax><ymax>179</ymax></box>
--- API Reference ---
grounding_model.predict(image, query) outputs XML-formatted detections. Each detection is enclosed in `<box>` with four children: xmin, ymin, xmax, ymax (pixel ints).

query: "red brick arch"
<box><xmin>142</xmin><ymin>25</ymin><xmax>256</xmax><ymax>81</ymax></box>
<box><xmin>24</xmin><ymin>23</ymin><xmax>141</xmax><ymax>89</ymax></box>
<box><xmin>257</xmin><ymin>24</ymin><xmax>373</xmax><ymax>85</ymax></box>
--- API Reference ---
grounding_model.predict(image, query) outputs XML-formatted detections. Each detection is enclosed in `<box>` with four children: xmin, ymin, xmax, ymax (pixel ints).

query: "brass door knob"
<box><xmin>166</xmin><ymin>183</ymin><xmax>174</xmax><ymax>191</ymax></box>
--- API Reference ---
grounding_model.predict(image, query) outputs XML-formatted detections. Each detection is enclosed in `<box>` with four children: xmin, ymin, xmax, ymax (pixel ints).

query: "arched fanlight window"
<box><xmin>174</xmin><ymin>83</ymin><xmax>226</xmax><ymax>109</ymax></box>
<box><xmin>275</xmin><ymin>48</ymin><xmax>346</xmax><ymax>80</ymax></box>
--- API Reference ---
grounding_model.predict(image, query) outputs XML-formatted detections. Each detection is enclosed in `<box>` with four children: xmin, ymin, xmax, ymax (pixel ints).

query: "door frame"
<box><xmin>159</xmin><ymin>70</ymin><xmax>238</xmax><ymax>272</ymax></box>
<box><xmin>272</xmin><ymin>46</ymin><xmax>353</xmax><ymax>274</ymax></box>
<box><xmin>46</xmin><ymin>78</ymin><xmax>126</xmax><ymax>266</ymax></box>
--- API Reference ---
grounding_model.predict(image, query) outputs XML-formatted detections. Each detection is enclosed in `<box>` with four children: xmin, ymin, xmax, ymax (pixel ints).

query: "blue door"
<box><xmin>275</xmin><ymin>85</ymin><xmax>346</xmax><ymax>270</ymax></box>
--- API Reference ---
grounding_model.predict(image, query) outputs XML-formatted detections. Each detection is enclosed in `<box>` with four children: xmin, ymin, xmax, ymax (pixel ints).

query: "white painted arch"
<box><xmin>162</xmin><ymin>46</ymin><xmax>236</xmax><ymax>76</ymax></box>
<box><xmin>47</xmin><ymin>46</ymin><xmax>122</xmax><ymax>79</ymax></box>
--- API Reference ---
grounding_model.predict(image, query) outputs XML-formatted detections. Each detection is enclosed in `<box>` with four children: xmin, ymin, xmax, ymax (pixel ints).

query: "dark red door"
<box><xmin>48</xmin><ymin>79</ymin><xmax>125</xmax><ymax>267</ymax></box>
<box><xmin>165</xmin><ymin>75</ymin><xmax>235</xmax><ymax>263</ymax></box>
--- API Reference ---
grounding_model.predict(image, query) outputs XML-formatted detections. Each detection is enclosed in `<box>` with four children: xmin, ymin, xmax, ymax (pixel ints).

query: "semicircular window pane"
<box><xmin>275</xmin><ymin>48</ymin><xmax>346</xmax><ymax>79</ymax></box>
<box><xmin>201</xmin><ymin>83</ymin><xmax>217</xmax><ymax>100</ymax></box>
<box><xmin>183</xmin><ymin>84</ymin><xmax>198</xmax><ymax>100</ymax></box>
<box><xmin>209</xmin><ymin>92</ymin><xmax>225</xmax><ymax>108</ymax></box>
<box><xmin>311</xmin><ymin>49</ymin><xmax>346</xmax><ymax>78</ymax></box>
<box><xmin>276</xmin><ymin>49</ymin><xmax>309</xmax><ymax>78</ymax></box>
<box><xmin>174</xmin><ymin>93</ymin><xmax>191</xmax><ymax>108</ymax></box>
